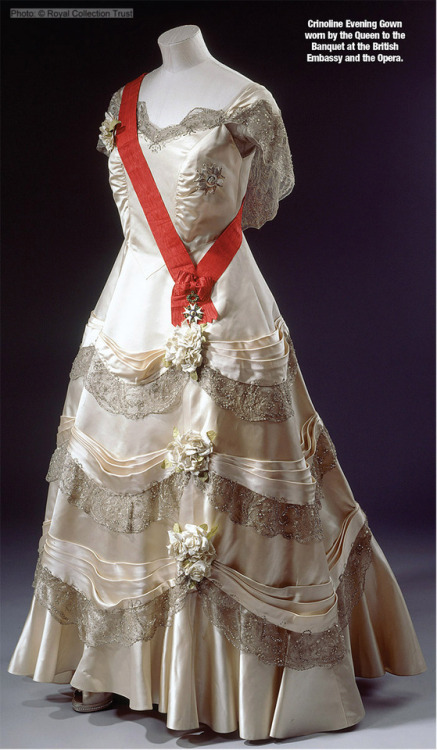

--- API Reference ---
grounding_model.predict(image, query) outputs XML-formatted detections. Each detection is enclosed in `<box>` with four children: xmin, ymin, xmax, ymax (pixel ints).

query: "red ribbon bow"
<box><xmin>171</xmin><ymin>270</ymin><xmax>217</xmax><ymax>325</ymax></box>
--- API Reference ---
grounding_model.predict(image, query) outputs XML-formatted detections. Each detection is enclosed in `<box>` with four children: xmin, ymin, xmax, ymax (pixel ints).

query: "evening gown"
<box><xmin>8</xmin><ymin>73</ymin><xmax>426</xmax><ymax>740</ymax></box>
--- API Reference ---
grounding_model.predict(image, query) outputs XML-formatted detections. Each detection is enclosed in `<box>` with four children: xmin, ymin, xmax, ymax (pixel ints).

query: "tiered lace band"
<box><xmin>46</xmin><ymin>441</ymin><xmax>324</xmax><ymax>543</ymax></box>
<box><xmin>69</xmin><ymin>335</ymin><xmax>298</xmax><ymax>423</ymax></box>
<box><xmin>32</xmin><ymin>521</ymin><xmax>372</xmax><ymax>669</ymax></box>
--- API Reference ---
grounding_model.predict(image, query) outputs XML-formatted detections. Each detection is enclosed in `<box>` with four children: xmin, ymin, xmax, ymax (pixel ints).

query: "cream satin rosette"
<box><xmin>167</xmin><ymin>522</ymin><xmax>218</xmax><ymax>589</ymax></box>
<box><xmin>162</xmin><ymin>427</ymin><xmax>216</xmax><ymax>480</ymax></box>
<box><xmin>99</xmin><ymin>111</ymin><xmax>122</xmax><ymax>153</ymax></box>
<box><xmin>163</xmin><ymin>322</ymin><xmax>208</xmax><ymax>380</ymax></box>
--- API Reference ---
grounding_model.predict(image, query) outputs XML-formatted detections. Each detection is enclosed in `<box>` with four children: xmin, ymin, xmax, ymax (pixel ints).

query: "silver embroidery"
<box><xmin>84</xmin><ymin>351</ymin><xmax>187</xmax><ymax>419</ymax></box>
<box><xmin>46</xmin><ymin>447</ymin><xmax>320</xmax><ymax>543</ymax></box>
<box><xmin>311</xmin><ymin>426</ymin><xmax>338</xmax><ymax>484</ymax></box>
<box><xmin>197</xmin><ymin>361</ymin><xmax>296</xmax><ymax>422</ymax></box>
<box><xmin>337</xmin><ymin>522</ymin><xmax>373</xmax><ymax>629</ymax></box>
<box><xmin>58</xmin><ymin>451</ymin><xmax>189</xmax><ymax>533</ymax></box>
<box><xmin>228</xmin><ymin>99</ymin><xmax>295</xmax><ymax>230</ymax></box>
<box><xmin>67</xmin><ymin>341</ymin><xmax>298</xmax><ymax>423</ymax></box>
<box><xmin>97</xmin><ymin>88</ymin><xmax>294</xmax><ymax>230</ymax></box>
<box><xmin>33</xmin><ymin>558</ymin><xmax>189</xmax><ymax>648</ymax></box>
<box><xmin>46</xmin><ymin>443</ymin><xmax>68</xmax><ymax>483</ymax></box>
<box><xmin>32</xmin><ymin>521</ymin><xmax>372</xmax><ymax>665</ymax></box>
<box><xmin>196</xmin><ymin>163</ymin><xmax>225</xmax><ymax>194</ymax></box>
<box><xmin>200</xmin><ymin>472</ymin><xmax>323</xmax><ymax>543</ymax></box>
<box><xmin>70</xmin><ymin>345</ymin><xmax>95</xmax><ymax>380</ymax></box>
<box><xmin>197</xmin><ymin>579</ymin><xmax>346</xmax><ymax>670</ymax></box>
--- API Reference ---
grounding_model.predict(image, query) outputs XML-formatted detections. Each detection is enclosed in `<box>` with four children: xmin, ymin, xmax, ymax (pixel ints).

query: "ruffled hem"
<box><xmin>9</xmin><ymin>597</ymin><xmax>365</xmax><ymax>739</ymax></box>
<box><xmin>8</xmin><ymin>536</ymin><xmax>426</xmax><ymax>740</ymax></box>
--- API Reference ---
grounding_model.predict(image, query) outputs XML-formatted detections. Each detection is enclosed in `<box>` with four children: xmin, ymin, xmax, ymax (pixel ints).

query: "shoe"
<box><xmin>72</xmin><ymin>689</ymin><xmax>114</xmax><ymax>713</ymax></box>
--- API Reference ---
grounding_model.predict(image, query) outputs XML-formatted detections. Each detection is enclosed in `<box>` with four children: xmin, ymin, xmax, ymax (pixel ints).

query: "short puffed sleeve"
<box><xmin>225</xmin><ymin>85</ymin><xmax>295</xmax><ymax>230</ymax></box>
<box><xmin>96</xmin><ymin>87</ymin><xmax>123</xmax><ymax>156</ymax></box>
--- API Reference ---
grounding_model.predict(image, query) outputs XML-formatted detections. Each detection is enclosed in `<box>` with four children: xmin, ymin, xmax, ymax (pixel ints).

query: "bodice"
<box><xmin>98</xmin><ymin>79</ymin><xmax>295</xmax><ymax>275</ymax></box>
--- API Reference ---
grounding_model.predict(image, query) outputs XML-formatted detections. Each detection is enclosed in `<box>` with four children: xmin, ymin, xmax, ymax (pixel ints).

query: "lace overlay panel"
<box><xmin>33</xmin><ymin>558</ymin><xmax>189</xmax><ymax>647</ymax></box>
<box><xmin>46</xmin><ymin>446</ymin><xmax>320</xmax><ymax>542</ymax></box>
<box><xmin>311</xmin><ymin>426</ymin><xmax>338</xmax><ymax>484</ymax></box>
<box><xmin>84</xmin><ymin>352</ymin><xmax>187</xmax><ymax>419</ymax></box>
<box><xmin>197</xmin><ymin>579</ymin><xmax>345</xmax><ymax>670</ymax></box>
<box><xmin>46</xmin><ymin>443</ymin><xmax>68</xmax><ymax>483</ymax></box>
<box><xmin>67</xmin><ymin>343</ymin><xmax>298</xmax><ymax>423</ymax></box>
<box><xmin>201</xmin><ymin>472</ymin><xmax>323</xmax><ymax>543</ymax></box>
<box><xmin>70</xmin><ymin>346</ymin><xmax>95</xmax><ymax>380</ymax></box>
<box><xmin>97</xmin><ymin>88</ymin><xmax>294</xmax><ymax>231</ymax></box>
<box><xmin>197</xmin><ymin>343</ymin><xmax>297</xmax><ymax>423</ymax></box>
<box><xmin>58</xmin><ymin>452</ymin><xmax>189</xmax><ymax>533</ymax></box>
<box><xmin>32</xmin><ymin>521</ymin><xmax>372</xmax><ymax>667</ymax></box>
<box><xmin>226</xmin><ymin>99</ymin><xmax>295</xmax><ymax>230</ymax></box>
<box><xmin>337</xmin><ymin>522</ymin><xmax>373</xmax><ymax>629</ymax></box>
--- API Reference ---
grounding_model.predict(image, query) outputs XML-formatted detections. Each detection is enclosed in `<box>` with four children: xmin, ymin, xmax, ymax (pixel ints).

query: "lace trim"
<box><xmin>70</xmin><ymin>345</ymin><xmax>95</xmax><ymax>380</ymax></box>
<box><xmin>138</xmin><ymin>104</ymin><xmax>231</xmax><ymax>151</ymax></box>
<box><xmin>97</xmin><ymin>87</ymin><xmax>233</xmax><ymax>154</ymax></box>
<box><xmin>33</xmin><ymin>558</ymin><xmax>189</xmax><ymax>647</ymax></box>
<box><xmin>46</xmin><ymin>446</ymin><xmax>320</xmax><ymax>542</ymax></box>
<box><xmin>197</xmin><ymin>579</ymin><xmax>345</xmax><ymax>670</ymax></box>
<box><xmin>67</xmin><ymin>342</ymin><xmax>298</xmax><ymax>423</ymax></box>
<box><xmin>226</xmin><ymin>99</ymin><xmax>295</xmax><ymax>230</ymax></box>
<box><xmin>311</xmin><ymin>426</ymin><xmax>338</xmax><ymax>484</ymax></box>
<box><xmin>84</xmin><ymin>351</ymin><xmax>186</xmax><ymax>420</ymax></box>
<box><xmin>337</xmin><ymin>521</ymin><xmax>373</xmax><ymax>629</ymax></box>
<box><xmin>98</xmin><ymin>88</ymin><xmax>283</xmax><ymax>154</ymax></box>
<box><xmin>97</xmin><ymin>87</ymin><xmax>295</xmax><ymax>230</ymax></box>
<box><xmin>59</xmin><ymin>451</ymin><xmax>189</xmax><ymax>533</ymax></box>
<box><xmin>46</xmin><ymin>443</ymin><xmax>68</xmax><ymax>483</ymax></box>
<box><xmin>197</xmin><ymin>346</ymin><xmax>297</xmax><ymax>422</ymax></box>
<box><xmin>32</xmin><ymin>521</ymin><xmax>372</xmax><ymax>665</ymax></box>
<box><xmin>196</xmin><ymin>365</ymin><xmax>292</xmax><ymax>422</ymax></box>
<box><xmin>201</xmin><ymin>472</ymin><xmax>323</xmax><ymax>543</ymax></box>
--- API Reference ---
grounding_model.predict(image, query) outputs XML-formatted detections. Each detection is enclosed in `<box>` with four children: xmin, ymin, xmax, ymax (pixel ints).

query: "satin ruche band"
<box><xmin>116</xmin><ymin>73</ymin><xmax>244</xmax><ymax>325</ymax></box>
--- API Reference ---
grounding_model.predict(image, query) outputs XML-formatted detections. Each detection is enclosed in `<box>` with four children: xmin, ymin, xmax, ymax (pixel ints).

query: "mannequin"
<box><xmin>138</xmin><ymin>25</ymin><xmax>253</xmax><ymax>128</ymax></box>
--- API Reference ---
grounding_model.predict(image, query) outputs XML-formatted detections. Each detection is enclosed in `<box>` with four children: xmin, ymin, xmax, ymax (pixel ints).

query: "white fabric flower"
<box><xmin>164</xmin><ymin>322</ymin><xmax>207</xmax><ymax>379</ymax></box>
<box><xmin>99</xmin><ymin>111</ymin><xmax>121</xmax><ymax>153</ymax></box>
<box><xmin>182</xmin><ymin>557</ymin><xmax>211</xmax><ymax>582</ymax></box>
<box><xmin>167</xmin><ymin>522</ymin><xmax>218</xmax><ymax>588</ymax></box>
<box><xmin>167</xmin><ymin>523</ymin><xmax>211</xmax><ymax>561</ymax></box>
<box><xmin>162</xmin><ymin>427</ymin><xmax>216</xmax><ymax>477</ymax></box>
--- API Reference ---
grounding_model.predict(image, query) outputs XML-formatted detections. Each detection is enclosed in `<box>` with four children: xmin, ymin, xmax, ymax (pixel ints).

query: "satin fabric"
<box><xmin>9</xmin><ymin>535</ymin><xmax>422</xmax><ymax>739</ymax></box>
<box><xmin>8</xmin><ymin>78</ymin><xmax>426</xmax><ymax>740</ymax></box>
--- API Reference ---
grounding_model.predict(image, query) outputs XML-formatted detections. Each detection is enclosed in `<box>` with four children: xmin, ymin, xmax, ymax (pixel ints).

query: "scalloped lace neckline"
<box><xmin>137</xmin><ymin>99</ymin><xmax>228</xmax><ymax>137</ymax></box>
<box><xmin>134</xmin><ymin>96</ymin><xmax>270</xmax><ymax>151</ymax></box>
<box><xmin>136</xmin><ymin>80</ymin><xmax>256</xmax><ymax>132</ymax></box>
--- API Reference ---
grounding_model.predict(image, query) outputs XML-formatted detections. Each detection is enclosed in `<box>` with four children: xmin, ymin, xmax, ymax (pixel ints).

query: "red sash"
<box><xmin>115</xmin><ymin>73</ymin><xmax>244</xmax><ymax>325</ymax></box>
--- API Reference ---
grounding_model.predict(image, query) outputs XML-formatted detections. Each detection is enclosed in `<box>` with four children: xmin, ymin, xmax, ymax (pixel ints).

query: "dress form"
<box><xmin>138</xmin><ymin>25</ymin><xmax>252</xmax><ymax>128</ymax></box>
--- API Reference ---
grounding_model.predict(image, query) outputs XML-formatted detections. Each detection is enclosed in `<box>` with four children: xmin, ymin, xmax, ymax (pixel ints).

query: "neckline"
<box><xmin>136</xmin><ymin>71</ymin><xmax>257</xmax><ymax>132</ymax></box>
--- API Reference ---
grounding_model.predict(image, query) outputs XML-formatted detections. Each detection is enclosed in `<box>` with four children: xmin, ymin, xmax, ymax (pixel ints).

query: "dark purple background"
<box><xmin>1</xmin><ymin>0</ymin><xmax>435</xmax><ymax>557</ymax></box>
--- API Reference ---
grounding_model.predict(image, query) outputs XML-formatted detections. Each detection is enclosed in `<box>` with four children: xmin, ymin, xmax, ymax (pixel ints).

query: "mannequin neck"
<box><xmin>158</xmin><ymin>25</ymin><xmax>213</xmax><ymax>72</ymax></box>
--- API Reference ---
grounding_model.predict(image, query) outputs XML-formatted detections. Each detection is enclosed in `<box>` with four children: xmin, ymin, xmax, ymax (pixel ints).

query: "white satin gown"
<box><xmin>8</xmin><ymin>78</ymin><xmax>426</xmax><ymax>740</ymax></box>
